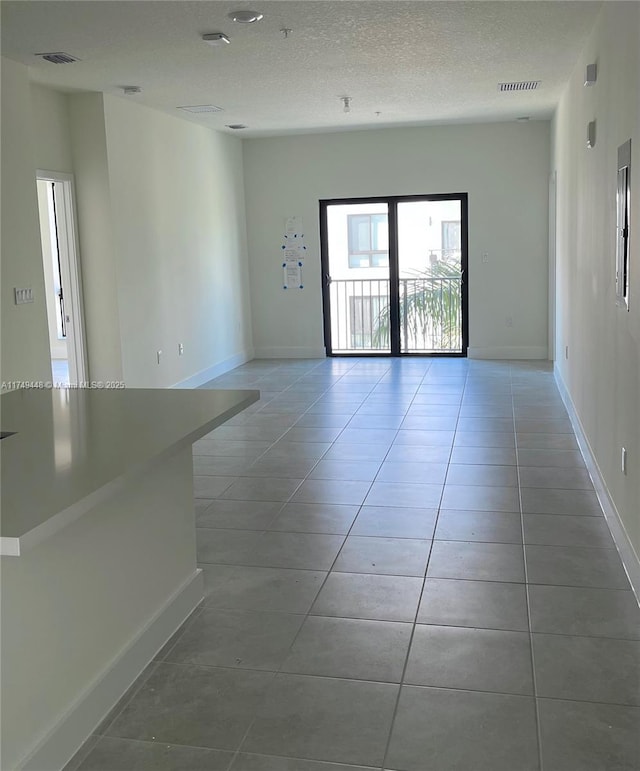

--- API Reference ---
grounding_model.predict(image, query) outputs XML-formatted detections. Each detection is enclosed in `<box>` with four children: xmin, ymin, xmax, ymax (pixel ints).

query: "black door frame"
<box><xmin>319</xmin><ymin>193</ymin><xmax>469</xmax><ymax>357</ymax></box>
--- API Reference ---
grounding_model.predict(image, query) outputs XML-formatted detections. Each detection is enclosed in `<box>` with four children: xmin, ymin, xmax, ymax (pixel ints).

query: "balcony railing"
<box><xmin>328</xmin><ymin>275</ymin><xmax>462</xmax><ymax>354</ymax></box>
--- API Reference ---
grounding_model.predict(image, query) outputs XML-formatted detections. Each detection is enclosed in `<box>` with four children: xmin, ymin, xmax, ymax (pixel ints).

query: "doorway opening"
<box><xmin>36</xmin><ymin>172</ymin><xmax>87</xmax><ymax>385</ymax></box>
<box><xmin>320</xmin><ymin>194</ymin><xmax>468</xmax><ymax>356</ymax></box>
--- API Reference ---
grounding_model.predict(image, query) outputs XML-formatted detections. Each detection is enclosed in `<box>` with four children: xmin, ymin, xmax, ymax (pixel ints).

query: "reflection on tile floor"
<box><xmin>67</xmin><ymin>358</ymin><xmax>640</xmax><ymax>771</ymax></box>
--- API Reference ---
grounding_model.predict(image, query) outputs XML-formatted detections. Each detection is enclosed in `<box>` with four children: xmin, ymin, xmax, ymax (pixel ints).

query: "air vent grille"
<box><xmin>226</xmin><ymin>124</ymin><xmax>247</xmax><ymax>130</ymax></box>
<box><xmin>498</xmin><ymin>81</ymin><xmax>541</xmax><ymax>92</ymax></box>
<box><xmin>178</xmin><ymin>104</ymin><xmax>223</xmax><ymax>114</ymax></box>
<box><xmin>36</xmin><ymin>52</ymin><xmax>80</xmax><ymax>64</ymax></box>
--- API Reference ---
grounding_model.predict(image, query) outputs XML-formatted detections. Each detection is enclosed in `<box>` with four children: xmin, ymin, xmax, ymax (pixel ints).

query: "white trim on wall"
<box><xmin>19</xmin><ymin>570</ymin><xmax>204</xmax><ymax>771</ymax></box>
<box><xmin>548</xmin><ymin>170</ymin><xmax>557</xmax><ymax>361</ymax></box>
<box><xmin>171</xmin><ymin>348</ymin><xmax>254</xmax><ymax>388</ymax></box>
<box><xmin>468</xmin><ymin>346</ymin><xmax>548</xmax><ymax>360</ymax></box>
<box><xmin>254</xmin><ymin>346</ymin><xmax>327</xmax><ymax>359</ymax></box>
<box><xmin>555</xmin><ymin>365</ymin><xmax>640</xmax><ymax>602</ymax></box>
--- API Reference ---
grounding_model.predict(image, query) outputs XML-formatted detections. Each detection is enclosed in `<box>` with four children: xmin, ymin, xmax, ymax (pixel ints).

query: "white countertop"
<box><xmin>0</xmin><ymin>387</ymin><xmax>258</xmax><ymax>556</ymax></box>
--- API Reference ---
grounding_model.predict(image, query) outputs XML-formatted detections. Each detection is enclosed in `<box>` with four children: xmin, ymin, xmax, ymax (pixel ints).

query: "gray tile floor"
<box><xmin>68</xmin><ymin>358</ymin><xmax>640</xmax><ymax>771</ymax></box>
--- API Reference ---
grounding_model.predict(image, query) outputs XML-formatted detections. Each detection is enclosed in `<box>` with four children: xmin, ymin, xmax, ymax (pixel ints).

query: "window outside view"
<box><xmin>326</xmin><ymin>200</ymin><xmax>463</xmax><ymax>353</ymax></box>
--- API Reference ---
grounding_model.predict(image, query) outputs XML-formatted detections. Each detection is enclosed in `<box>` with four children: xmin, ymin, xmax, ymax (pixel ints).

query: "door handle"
<box><xmin>324</xmin><ymin>273</ymin><xmax>332</xmax><ymax>287</ymax></box>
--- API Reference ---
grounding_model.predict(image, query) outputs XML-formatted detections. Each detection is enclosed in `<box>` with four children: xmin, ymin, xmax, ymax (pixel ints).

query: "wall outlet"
<box><xmin>506</xmin><ymin>316</ymin><xmax>513</xmax><ymax>327</ymax></box>
<box><xmin>178</xmin><ymin>343</ymin><xmax>184</xmax><ymax>356</ymax></box>
<box><xmin>621</xmin><ymin>447</ymin><xmax>627</xmax><ymax>475</ymax></box>
<box><xmin>565</xmin><ymin>345</ymin><xmax>569</xmax><ymax>359</ymax></box>
<box><xmin>157</xmin><ymin>350</ymin><xmax>163</xmax><ymax>364</ymax></box>
<box><xmin>482</xmin><ymin>252</ymin><xmax>489</xmax><ymax>264</ymax></box>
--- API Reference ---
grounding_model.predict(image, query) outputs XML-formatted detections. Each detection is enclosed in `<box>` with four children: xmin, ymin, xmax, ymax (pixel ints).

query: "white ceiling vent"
<box><xmin>178</xmin><ymin>105</ymin><xmax>223</xmax><ymax>114</ymax></box>
<box><xmin>35</xmin><ymin>52</ymin><xmax>80</xmax><ymax>64</ymax></box>
<box><xmin>498</xmin><ymin>81</ymin><xmax>541</xmax><ymax>92</ymax></box>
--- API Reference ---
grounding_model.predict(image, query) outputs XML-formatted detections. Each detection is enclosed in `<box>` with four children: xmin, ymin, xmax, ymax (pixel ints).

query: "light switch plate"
<box><xmin>14</xmin><ymin>287</ymin><xmax>34</xmax><ymax>305</ymax></box>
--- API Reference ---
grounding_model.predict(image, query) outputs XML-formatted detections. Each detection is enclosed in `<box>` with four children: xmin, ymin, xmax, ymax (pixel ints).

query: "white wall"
<box><xmin>69</xmin><ymin>93</ymin><xmax>124</xmax><ymax>383</ymax></box>
<box><xmin>1</xmin><ymin>447</ymin><xmax>198</xmax><ymax>771</ymax></box>
<box><xmin>30</xmin><ymin>86</ymin><xmax>74</xmax><ymax>367</ymax></box>
<box><xmin>242</xmin><ymin>121</ymin><xmax>550</xmax><ymax>359</ymax></box>
<box><xmin>30</xmin><ymin>83</ymin><xmax>74</xmax><ymax>173</ymax></box>
<box><xmin>102</xmin><ymin>95</ymin><xmax>254</xmax><ymax>387</ymax></box>
<box><xmin>552</xmin><ymin>2</ymin><xmax>640</xmax><ymax>556</ymax></box>
<box><xmin>27</xmin><ymin>86</ymin><xmax>254</xmax><ymax>387</ymax></box>
<box><xmin>0</xmin><ymin>58</ymin><xmax>51</xmax><ymax>386</ymax></box>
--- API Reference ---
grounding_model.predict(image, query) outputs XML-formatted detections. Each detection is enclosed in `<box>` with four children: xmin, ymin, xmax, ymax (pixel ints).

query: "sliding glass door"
<box><xmin>322</xmin><ymin>201</ymin><xmax>392</xmax><ymax>354</ymax></box>
<box><xmin>320</xmin><ymin>194</ymin><xmax>467</xmax><ymax>355</ymax></box>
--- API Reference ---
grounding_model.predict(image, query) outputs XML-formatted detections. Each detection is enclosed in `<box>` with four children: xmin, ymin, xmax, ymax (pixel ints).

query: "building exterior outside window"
<box><xmin>347</xmin><ymin>213</ymin><xmax>389</xmax><ymax>268</ymax></box>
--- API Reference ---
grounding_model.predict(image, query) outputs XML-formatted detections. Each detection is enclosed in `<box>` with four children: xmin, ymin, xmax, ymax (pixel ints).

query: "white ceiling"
<box><xmin>1</xmin><ymin>1</ymin><xmax>601</xmax><ymax>137</ymax></box>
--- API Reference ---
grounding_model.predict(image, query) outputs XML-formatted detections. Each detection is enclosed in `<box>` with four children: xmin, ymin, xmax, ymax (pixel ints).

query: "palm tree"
<box><xmin>372</xmin><ymin>259</ymin><xmax>462</xmax><ymax>352</ymax></box>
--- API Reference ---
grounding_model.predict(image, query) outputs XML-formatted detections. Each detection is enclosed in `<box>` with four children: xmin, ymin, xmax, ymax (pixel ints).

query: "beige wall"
<box><xmin>552</xmin><ymin>2</ymin><xmax>640</xmax><ymax>555</ymax></box>
<box><xmin>0</xmin><ymin>58</ymin><xmax>51</xmax><ymax>386</ymax></box>
<box><xmin>242</xmin><ymin>121</ymin><xmax>550</xmax><ymax>358</ymax></box>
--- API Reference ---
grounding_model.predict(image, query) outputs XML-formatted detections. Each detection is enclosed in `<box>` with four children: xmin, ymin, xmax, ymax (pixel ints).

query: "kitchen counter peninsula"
<box><xmin>0</xmin><ymin>386</ymin><xmax>258</xmax><ymax>771</ymax></box>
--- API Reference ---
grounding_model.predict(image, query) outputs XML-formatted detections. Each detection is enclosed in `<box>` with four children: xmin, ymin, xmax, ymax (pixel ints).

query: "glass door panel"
<box><xmin>325</xmin><ymin>202</ymin><xmax>391</xmax><ymax>353</ymax></box>
<box><xmin>397</xmin><ymin>200</ymin><xmax>463</xmax><ymax>353</ymax></box>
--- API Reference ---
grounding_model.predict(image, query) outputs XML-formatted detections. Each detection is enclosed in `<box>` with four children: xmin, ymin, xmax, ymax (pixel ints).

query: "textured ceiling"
<box><xmin>1</xmin><ymin>1</ymin><xmax>601</xmax><ymax>137</ymax></box>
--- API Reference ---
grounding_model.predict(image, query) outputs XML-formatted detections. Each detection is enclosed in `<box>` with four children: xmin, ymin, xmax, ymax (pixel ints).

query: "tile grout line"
<box><xmin>88</xmin><ymin>360</ymin><xmax>637</xmax><ymax>771</ymax></box>
<box><xmin>178</xmin><ymin>365</ymin><xmax>361</xmax><ymax>771</ymax></box>
<box><xmin>379</xmin><ymin>358</ymin><xmax>458</xmax><ymax>771</ymax></box>
<box><xmin>221</xmin><ymin>358</ymin><xmax>440</xmax><ymax>770</ymax></box>
<box><xmin>229</xmin><ymin>361</ymin><xmax>399</xmax><ymax>769</ymax></box>
<box><xmin>512</xmin><ymin>363</ymin><xmax>546</xmax><ymax>771</ymax></box>
<box><xmin>202</xmin><ymin>359</ymin><xmax>370</xmax><ymax>535</ymax></box>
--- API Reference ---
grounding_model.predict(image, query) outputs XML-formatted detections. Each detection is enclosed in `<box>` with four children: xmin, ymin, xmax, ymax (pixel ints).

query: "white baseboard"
<box><xmin>19</xmin><ymin>570</ymin><xmax>204</xmax><ymax>771</ymax></box>
<box><xmin>555</xmin><ymin>366</ymin><xmax>640</xmax><ymax>602</ymax></box>
<box><xmin>468</xmin><ymin>346</ymin><xmax>548</xmax><ymax>360</ymax></box>
<box><xmin>171</xmin><ymin>349</ymin><xmax>254</xmax><ymax>388</ymax></box>
<box><xmin>254</xmin><ymin>346</ymin><xmax>326</xmax><ymax>359</ymax></box>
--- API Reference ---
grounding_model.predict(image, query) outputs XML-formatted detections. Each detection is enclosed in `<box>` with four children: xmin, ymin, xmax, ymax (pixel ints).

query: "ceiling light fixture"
<box><xmin>228</xmin><ymin>10</ymin><xmax>263</xmax><ymax>23</ymax></box>
<box><xmin>202</xmin><ymin>32</ymin><xmax>230</xmax><ymax>46</ymax></box>
<box><xmin>341</xmin><ymin>96</ymin><xmax>351</xmax><ymax>113</ymax></box>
